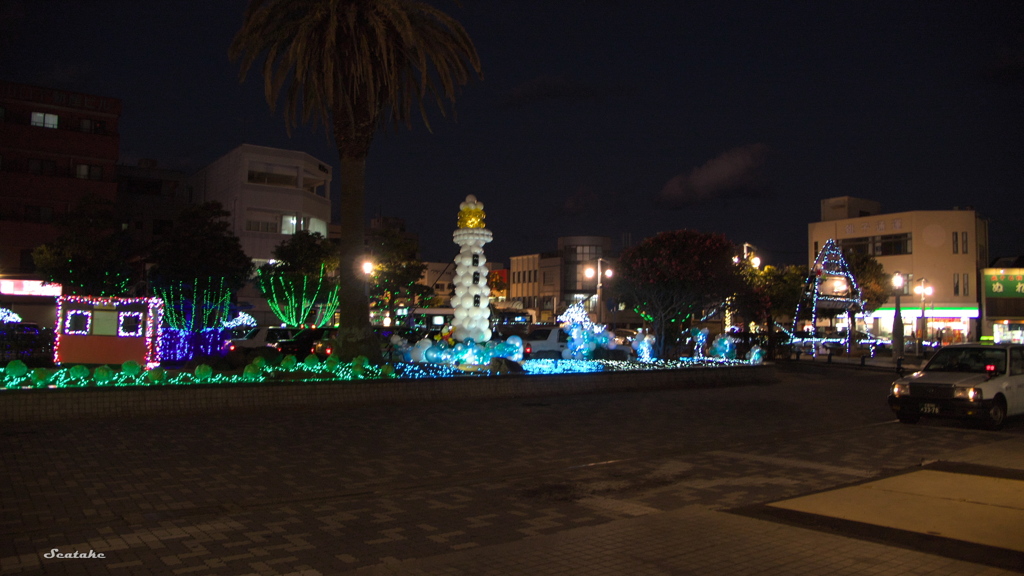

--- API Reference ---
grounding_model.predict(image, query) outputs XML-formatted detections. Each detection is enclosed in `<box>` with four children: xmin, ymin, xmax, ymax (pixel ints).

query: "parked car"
<box><xmin>229</xmin><ymin>326</ymin><xmax>298</xmax><ymax>355</ymax></box>
<box><xmin>522</xmin><ymin>326</ymin><xmax>568</xmax><ymax>359</ymax></box>
<box><xmin>276</xmin><ymin>327</ymin><xmax>336</xmax><ymax>358</ymax></box>
<box><xmin>0</xmin><ymin>322</ymin><xmax>53</xmax><ymax>366</ymax></box>
<box><xmin>888</xmin><ymin>343</ymin><xmax>1024</xmax><ymax>429</ymax></box>
<box><xmin>612</xmin><ymin>328</ymin><xmax>637</xmax><ymax>347</ymax></box>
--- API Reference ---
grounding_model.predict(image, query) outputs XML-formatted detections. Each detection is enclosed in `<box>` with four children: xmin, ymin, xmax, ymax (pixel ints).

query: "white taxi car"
<box><xmin>888</xmin><ymin>343</ymin><xmax>1024</xmax><ymax>430</ymax></box>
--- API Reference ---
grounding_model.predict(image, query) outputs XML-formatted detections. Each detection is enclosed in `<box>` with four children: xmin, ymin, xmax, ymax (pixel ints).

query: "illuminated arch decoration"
<box><xmin>792</xmin><ymin>239</ymin><xmax>865</xmax><ymax>354</ymax></box>
<box><xmin>55</xmin><ymin>295</ymin><xmax>164</xmax><ymax>368</ymax></box>
<box><xmin>255</xmin><ymin>264</ymin><xmax>339</xmax><ymax>327</ymax></box>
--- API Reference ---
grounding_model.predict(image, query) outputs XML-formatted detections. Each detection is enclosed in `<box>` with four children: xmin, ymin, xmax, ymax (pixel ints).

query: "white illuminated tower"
<box><xmin>450</xmin><ymin>195</ymin><xmax>493</xmax><ymax>343</ymax></box>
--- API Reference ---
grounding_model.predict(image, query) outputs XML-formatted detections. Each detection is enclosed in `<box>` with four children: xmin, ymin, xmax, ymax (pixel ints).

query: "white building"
<box><xmin>808</xmin><ymin>196</ymin><xmax>989</xmax><ymax>345</ymax></box>
<box><xmin>189</xmin><ymin>144</ymin><xmax>333</xmax><ymax>325</ymax></box>
<box><xmin>189</xmin><ymin>144</ymin><xmax>332</xmax><ymax>266</ymax></box>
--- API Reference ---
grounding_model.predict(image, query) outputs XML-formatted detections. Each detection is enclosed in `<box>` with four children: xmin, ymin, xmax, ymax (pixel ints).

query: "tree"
<box><xmin>732</xmin><ymin>263</ymin><xmax>808</xmax><ymax>358</ymax></box>
<box><xmin>148</xmin><ymin>202</ymin><xmax>253</xmax><ymax>331</ymax></box>
<box><xmin>256</xmin><ymin>231</ymin><xmax>340</xmax><ymax>327</ymax></box>
<box><xmin>734</xmin><ymin>264</ymin><xmax>808</xmax><ymax>329</ymax></box>
<box><xmin>32</xmin><ymin>196</ymin><xmax>137</xmax><ymax>296</ymax></box>
<box><xmin>616</xmin><ymin>230</ymin><xmax>744</xmax><ymax>357</ymax></box>
<box><xmin>844</xmin><ymin>251</ymin><xmax>890</xmax><ymax>314</ymax></box>
<box><xmin>270</xmin><ymin>230</ymin><xmax>339</xmax><ymax>275</ymax></box>
<box><xmin>365</xmin><ymin>228</ymin><xmax>432</xmax><ymax>324</ymax></box>
<box><xmin>230</xmin><ymin>0</ymin><xmax>482</xmax><ymax>352</ymax></box>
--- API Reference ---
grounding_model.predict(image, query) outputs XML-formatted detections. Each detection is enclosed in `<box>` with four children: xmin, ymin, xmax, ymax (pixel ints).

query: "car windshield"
<box><xmin>924</xmin><ymin>347</ymin><xmax>1006</xmax><ymax>374</ymax></box>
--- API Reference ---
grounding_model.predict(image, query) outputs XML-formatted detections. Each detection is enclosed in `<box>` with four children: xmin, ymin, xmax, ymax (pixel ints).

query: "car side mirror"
<box><xmin>985</xmin><ymin>364</ymin><xmax>999</xmax><ymax>379</ymax></box>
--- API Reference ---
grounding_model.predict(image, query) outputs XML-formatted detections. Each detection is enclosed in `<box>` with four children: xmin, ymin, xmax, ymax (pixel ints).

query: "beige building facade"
<box><xmin>808</xmin><ymin>196</ymin><xmax>988</xmax><ymax>344</ymax></box>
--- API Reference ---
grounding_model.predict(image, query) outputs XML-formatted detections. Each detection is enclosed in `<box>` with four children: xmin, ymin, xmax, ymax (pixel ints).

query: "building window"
<box><xmin>28</xmin><ymin>159</ymin><xmax>56</xmax><ymax>175</ymax></box>
<box><xmin>837</xmin><ymin>233</ymin><xmax>912</xmax><ymax>257</ymax></box>
<box><xmin>952</xmin><ymin>232</ymin><xmax>959</xmax><ymax>254</ymax></box>
<box><xmin>876</xmin><ymin>233</ymin><xmax>912</xmax><ymax>256</ymax></box>
<box><xmin>248</xmin><ymin>162</ymin><xmax>298</xmax><ymax>187</ymax></box>
<box><xmin>245</xmin><ymin>220</ymin><xmax>278</xmax><ymax>233</ymax></box>
<box><xmin>953</xmin><ymin>273</ymin><xmax>960</xmax><ymax>296</ymax></box>
<box><xmin>24</xmin><ymin>205</ymin><xmax>54</xmax><ymax>223</ymax></box>
<box><xmin>963</xmin><ymin>273</ymin><xmax>970</xmax><ymax>296</ymax></box>
<box><xmin>30</xmin><ymin>112</ymin><xmax>58</xmax><ymax>129</ymax></box>
<box><xmin>76</xmin><ymin>164</ymin><xmax>102</xmax><ymax>180</ymax></box>
<box><xmin>961</xmin><ymin>231</ymin><xmax>968</xmax><ymax>254</ymax></box>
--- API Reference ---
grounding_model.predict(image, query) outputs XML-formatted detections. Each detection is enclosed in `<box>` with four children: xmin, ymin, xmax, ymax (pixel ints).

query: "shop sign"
<box><xmin>985</xmin><ymin>270</ymin><xmax>1024</xmax><ymax>298</ymax></box>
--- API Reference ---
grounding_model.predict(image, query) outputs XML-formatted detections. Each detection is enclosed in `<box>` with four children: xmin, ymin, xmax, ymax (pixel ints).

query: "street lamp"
<box><xmin>361</xmin><ymin>259</ymin><xmax>373</xmax><ymax>303</ymax></box>
<box><xmin>584</xmin><ymin>258</ymin><xmax>613</xmax><ymax>325</ymax></box>
<box><xmin>892</xmin><ymin>272</ymin><xmax>904</xmax><ymax>364</ymax></box>
<box><xmin>913</xmin><ymin>278</ymin><xmax>933</xmax><ymax>357</ymax></box>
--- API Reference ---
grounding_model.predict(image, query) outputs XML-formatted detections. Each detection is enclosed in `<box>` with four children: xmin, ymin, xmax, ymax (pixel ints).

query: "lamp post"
<box><xmin>361</xmin><ymin>260</ymin><xmax>373</xmax><ymax>322</ymax></box>
<box><xmin>892</xmin><ymin>272</ymin><xmax>904</xmax><ymax>364</ymax></box>
<box><xmin>914</xmin><ymin>278</ymin><xmax>933</xmax><ymax>357</ymax></box>
<box><xmin>584</xmin><ymin>258</ymin><xmax>612</xmax><ymax>325</ymax></box>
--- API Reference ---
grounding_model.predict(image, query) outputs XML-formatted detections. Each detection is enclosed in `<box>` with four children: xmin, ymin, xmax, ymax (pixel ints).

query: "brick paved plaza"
<box><xmin>3</xmin><ymin>363</ymin><xmax>1022</xmax><ymax>575</ymax></box>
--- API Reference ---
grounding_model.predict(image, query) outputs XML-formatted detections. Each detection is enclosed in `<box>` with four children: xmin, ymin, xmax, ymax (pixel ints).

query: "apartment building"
<box><xmin>189</xmin><ymin>144</ymin><xmax>333</xmax><ymax>325</ymax></box>
<box><xmin>0</xmin><ymin>81</ymin><xmax>121</xmax><ymax>276</ymax></box>
<box><xmin>189</xmin><ymin>144</ymin><xmax>332</xmax><ymax>266</ymax></box>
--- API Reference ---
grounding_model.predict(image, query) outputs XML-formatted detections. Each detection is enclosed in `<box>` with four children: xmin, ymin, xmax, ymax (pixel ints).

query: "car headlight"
<box><xmin>953</xmin><ymin>387</ymin><xmax>983</xmax><ymax>401</ymax></box>
<box><xmin>892</xmin><ymin>382</ymin><xmax>910</xmax><ymax>397</ymax></box>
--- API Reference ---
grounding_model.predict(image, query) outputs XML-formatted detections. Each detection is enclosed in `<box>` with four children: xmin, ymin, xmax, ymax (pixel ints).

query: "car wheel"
<box><xmin>987</xmin><ymin>397</ymin><xmax>1007</xmax><ymax>431</ymax></box>
<box><xmin>897</xmin><ymin>413</ymin><xmax>920</xmax><ymax>424</ymax></box>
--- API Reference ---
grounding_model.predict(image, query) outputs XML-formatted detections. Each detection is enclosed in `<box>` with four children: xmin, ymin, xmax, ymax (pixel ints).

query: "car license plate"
<box><xmin>921</xmin><ymin>403</ymin><xmax>940</xmax><ymax>415</ymax></box>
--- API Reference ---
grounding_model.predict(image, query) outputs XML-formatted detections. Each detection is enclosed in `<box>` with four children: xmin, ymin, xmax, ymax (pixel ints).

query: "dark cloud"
<box><xmin>561</xmin><ymin>185</ymin><xmax>599</xmax><ymax>215</ymax></box>
<box><xmin>503</xmin><ymin>74</ymin><xmax>601</xmax><ymax>107</ymax></box>
<box><xmin>656</xmin><ymin>144</ymin><xmax>770</xmax><ymax>209</ymax></box>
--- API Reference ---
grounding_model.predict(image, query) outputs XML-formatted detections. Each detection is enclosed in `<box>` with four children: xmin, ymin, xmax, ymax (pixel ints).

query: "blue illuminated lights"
<box><xmin>0</xmin><ymin>307</ymin><xmax>22</xmax><ymax>323</ymax></box>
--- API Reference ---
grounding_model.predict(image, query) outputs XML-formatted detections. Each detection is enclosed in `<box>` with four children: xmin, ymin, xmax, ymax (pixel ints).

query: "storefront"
<box><xmin>981</xmin><ymin>268</ymin><xmax>1024</xmax><ymax>344</ymax></box>
<box><xmin>864</xmin><ymin>306</ymin><xmax>979</xmax><ymax>346</ymax></box>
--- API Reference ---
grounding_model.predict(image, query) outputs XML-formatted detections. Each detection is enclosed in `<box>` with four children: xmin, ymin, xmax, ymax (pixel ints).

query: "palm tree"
<box><xmin>230</xmin><ymin>0</ymin><xmax>481</xmax><ymax>357</ymax></box>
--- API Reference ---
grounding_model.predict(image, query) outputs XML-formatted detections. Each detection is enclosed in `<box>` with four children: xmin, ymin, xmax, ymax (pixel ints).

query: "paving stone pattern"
<box><xmin>2</xmin><ymin>366</ymin><xmax>1018</xmax><ymax>575</ymax></box>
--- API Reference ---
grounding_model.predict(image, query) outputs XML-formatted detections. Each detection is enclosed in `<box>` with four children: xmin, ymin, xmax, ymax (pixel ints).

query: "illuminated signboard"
<box><xmin>0</xmin><ymin>280</ymin><xmax>62</xmax><ymax>297</ymax></box>
<box><xmin>984</xmin><ymin>268</ymin><xmax>1024</xmax><ymax>298</ymax></box>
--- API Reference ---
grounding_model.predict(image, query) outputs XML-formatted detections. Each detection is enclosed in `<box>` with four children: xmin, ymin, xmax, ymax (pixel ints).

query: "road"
<box><xmin>2</xmin><ymin>362</ymin><xmax>1021</xmax><ymax>574</ymax></box>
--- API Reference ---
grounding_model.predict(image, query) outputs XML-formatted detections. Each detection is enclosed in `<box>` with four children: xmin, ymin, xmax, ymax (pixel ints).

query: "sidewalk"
<box><xmin>348</xmin><ymin>438</ymin><xmax>1024</xmax><ymax>575</ymax></box>
<box><xmin>786</xmin><ymin>349</ymin><xmax>927</xmax><ymax>374</ymax></box>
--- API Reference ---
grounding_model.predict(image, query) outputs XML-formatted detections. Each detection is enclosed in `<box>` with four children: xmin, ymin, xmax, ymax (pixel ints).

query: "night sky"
<box><xmin>2</xmin><ymin>1</ymin><xmax>1022</xmax><ymax>267</ymax></box>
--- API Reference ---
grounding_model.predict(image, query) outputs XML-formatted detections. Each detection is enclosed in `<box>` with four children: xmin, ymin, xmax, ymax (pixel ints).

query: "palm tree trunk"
<box><xmin>337</xmin><ymin>153</ymin><xmax>368</xmax><ymax>325</ymax></box>
<box><xmin>334</xmin><ymin>112</ymin><xmax>380</xmax><ymax>361</ymax></box>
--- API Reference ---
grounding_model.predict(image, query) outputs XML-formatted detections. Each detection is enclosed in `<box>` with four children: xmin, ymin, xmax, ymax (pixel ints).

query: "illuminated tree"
<box><xmin>616</xmin><ymin>230</ymin><xmax>743</xmax><ymax>357</ymax></box>
<box><xmin>230</xmin><ymin>0</ymin><xmax>481</xmax><ymax>353</ymax></box>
